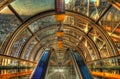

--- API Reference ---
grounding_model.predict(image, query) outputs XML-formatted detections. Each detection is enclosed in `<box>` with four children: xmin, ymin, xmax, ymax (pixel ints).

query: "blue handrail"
<box><xmin>72</xmin><ymin>52</ymin><xmax>93</xmax><ymax>79</ymax></box>
<box><xmin>31</xmin><ymin>50</ymin><xmax>51</xmax><ymax>79</ymax></box>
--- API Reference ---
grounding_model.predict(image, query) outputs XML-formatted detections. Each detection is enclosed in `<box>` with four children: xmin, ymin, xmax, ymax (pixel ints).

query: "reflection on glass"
<box><xmin>37</xmin><ymin>29</ymin><xmax>57</xmax><ymax>42</ymax></box>
<box><xmin>46</xmin><ymin>50</ymin><xmax>78</xmax><ymax>79</ymax></box>
<box><xmin>65</xmin><ymin>0</ymin><xmax>110</xmax><ymax>20</ymax></box>
<box><xmin>29</xmin><ymin>15</ymin><xmax>56</xmax><ymax>33</ymax></box>
<box><xmin>30</xmin><ymin>45</ymin><xmax>40</xmax><ymax>61</ymax></box>
<box><xmin>0</xmin><ymin>7</ymin><xmax>21</xmax><ymax>54</ymax></box>
<box><xmin>11</xmin><ymin>0</ymin><xmax>55</xmax><ymax>20</ymax></box>
<box><xmin>100</xmin><ymin>7</ymin><xmax>120</xmax><ymax>55</ymax></box>
<box><xmin>88</xmin><ymin>29</ymin><xmax>111</xmax><ymax>58</ymax></box>
<box><xmin>24</xmin><ymin>39</ymin><xmax>38</xmax><ymax>60</ymax></box>
<box><xmin>64</xmin><ymin>16</ymin><xmax>91</xmax><ymax>34</ymax></box>
<box><xmin>90</xmin><ymin>0</ymin><xmax>110</xmax><ymax>20</ymax></box>
<box><xmin>87</xmin><ymin>58</ymin><xmax>120</xmax><ymax>75</ymax></box>
<box><xmin>81</xmin><ymin>38</ymin><xmax>98</xmax><ymax>60</ymax></box>
<box><xmin>0</xmin><ymin>0</ymin><xmax>11</xmax><ymax>8</ymax></box>
<box><xmin>11</xmin><ymin>29</ymin><xmax>32</xmax><ymax>57</ymax></box>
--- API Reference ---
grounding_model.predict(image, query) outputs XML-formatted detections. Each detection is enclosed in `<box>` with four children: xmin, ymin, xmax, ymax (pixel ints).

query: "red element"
<box><xmin>55</xmin><ymin>0</ymin><xmax>65</xmax><ymax>14</ymax></box>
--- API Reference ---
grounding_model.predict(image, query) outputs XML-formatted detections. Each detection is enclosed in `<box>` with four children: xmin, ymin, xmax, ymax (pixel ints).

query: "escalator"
<box><xmin>31</xmin><ymin>50</ymin><xmax>51</xmax><ymax>79</ymax></box>
<box><xmin>72</xmin><ymin>52</ymin><xmax>93</xmax><ymax>79</ymax></box>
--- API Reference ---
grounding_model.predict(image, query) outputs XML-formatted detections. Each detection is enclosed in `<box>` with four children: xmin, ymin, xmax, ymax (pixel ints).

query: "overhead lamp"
<box><xmin>58</xmin><ymin>41</ymin><xmax>62</xmax><ymax>49</ymax></box>
<box><xmin>56</xmin><ymin>30</ymin><xmax>64</xmax><ymax>37</ymax></box>
<box><xmin>55</xmin><ymin>14</ymin><xmax>66</xmax><ymax>22</ymax></box>
<box><xmin>54</xmin><ymin>69</ymin><xmax>64</xmax><ymax>72</ymax></box>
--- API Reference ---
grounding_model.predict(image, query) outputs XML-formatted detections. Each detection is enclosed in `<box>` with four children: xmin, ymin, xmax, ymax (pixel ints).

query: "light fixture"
<box><xmin>56</xmin><ymin>30</ymin><xmax>64</xmax><ymax>37</ymax></box>
<box><xmin>96</xmin><ymin>0</ymin><xmax>101</xmax><ymax>7</ymax></box>
<box><xmin>55</xmin><ymin>14</ymin><xmax>66</xmax><ymax>22</ymax></box>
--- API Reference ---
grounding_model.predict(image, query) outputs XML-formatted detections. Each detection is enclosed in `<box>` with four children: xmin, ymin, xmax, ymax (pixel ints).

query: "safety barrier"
<box><xmin>0</xmin><ymin>71</ymin><xmax>32</xmax><ymax>79</ymax></box>
<box><xmin>91</xmin><ymin>71</ymin><xmax>120</xmax><ymax>79</ymax></box>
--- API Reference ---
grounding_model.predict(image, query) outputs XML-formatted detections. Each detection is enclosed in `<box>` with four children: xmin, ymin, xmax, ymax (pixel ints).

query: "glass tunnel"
<box><xmin>0</xmin><ymin>0</ymin><xmax>120</xmax><ymax>79</ymax></box>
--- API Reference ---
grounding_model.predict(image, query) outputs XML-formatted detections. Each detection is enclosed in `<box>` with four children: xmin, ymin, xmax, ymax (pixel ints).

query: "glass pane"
<box><xmin>37</xmin><ymin>29</ymin><xmax>57</xmax><ymax>41</ymax></box>
<box><xmin>88</xmin><ymin>58</ymin><xmax>119</xmax><ymax>74</ymax></box>
<box><xmin>90</xmin><ymin>0</ymin><xmax>110</xmax><ymax>20</ymax></box>
<box><xmin>78</xmin><ymin>43</ymin><xmax>92</xmax><ymax>62</ymax></box>
<box><xmin>30</xmin><ymin>45</ymin><xmax>40</xmax><ymax>61</ymax></box>
<box><xmin>0</xmin><ymin>0</ymin><xmax>10</xmax><ymax>8</ymax></box>
<box><xmin>24</xmin><ymin>39</ymin><xmax>38</xmax><ymax>60</ymax></box>
<box><xmin>88</xmin><ymin>29</ymin><xmax>111</xmax><ymax>58</ymax></box>
<box><xmin>64</xmin><ymin>16</ymin><xmax>91</xmax><ymax>34</ymax></box>
<box><xmin>11</xmin><ymin>29</ymin><xmax>32</xmax><ymax>57</ymax></box>
<box><xmin>64</xmin><ymin>16</ymin><xmax>75</xmax><ymax>25</ymax></box>
<box><xmin>0</xmin><ymin>7</ymin><xmax>21</xmax><ymax>54</ymax></box>
<box><xmin>65</xmin><ymin>0</ymin><xmax>110</xmax><ymax>20</ymax></box>
<box><xmin>11</xmin><ymin>0</ymin><xmax>55</xmax><ymax>20</ymax></box>
<box><xmin>81</xmin><ymin>38</ymin><xmax>98</xmax><ymax>60</ymax></box>
<box><xmin>65</xmin><ymin>0</ymin><xmax>88</xmax><ymax>16</ymax></box>
<box><xmin>99</xmin><ymin>44</ymin><xmax>110</xmax><ymax>58</ymax></box>
<box><xmin>100</xmin><ymin>7</ymin><xmax>120</xmax><ymax>55</ymax></box>
<box><xmin>29</xmin><ymin>15</ymin><xmax>56</xmax><ymax>33</ymax></box>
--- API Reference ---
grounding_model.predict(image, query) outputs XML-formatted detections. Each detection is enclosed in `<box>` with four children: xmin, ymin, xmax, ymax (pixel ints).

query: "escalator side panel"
<box><xmin>72</xmin><ymin>52</ymin><xmax>93</xmax><ymax>79</ymax></box>
<box><xmin>31</xmin><ymin>50</ymin><xmax>51</xmax><ymax>79</ymax></box>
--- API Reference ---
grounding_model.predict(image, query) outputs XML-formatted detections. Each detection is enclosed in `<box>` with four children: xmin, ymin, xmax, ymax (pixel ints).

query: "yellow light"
<box><xmin>57</xmin><ymin>41</ymin><xmax>62</xmax><ymax>49</ymax></box>
<box><xmin>107</xmin><ymin>12</ymin><xmax>112</xmax><ymax>21</ymax></box>
<box><xmin>96</xmin><ymin>0</ymin><xmax>101</xmax><ymax>7</ymax></box>
<box><xmin>56</xmin><ymin>30</ymin><xmax>64</xmax><ymax>37</ymax></box>
<box><xmin>55</xmin><ymin>14</ymin><xmax>66</xmax><ymax>22</ymax></box>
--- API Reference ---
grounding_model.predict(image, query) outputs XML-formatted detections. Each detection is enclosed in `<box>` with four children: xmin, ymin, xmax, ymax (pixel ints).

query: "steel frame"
<box><xmin>20</xmin><ymin>24</ymin><xmax>100</xmax><ymax>61</ymax></box>
<box><xmin>3</xmin><ymin>10</ymin><xmax>118</xmax><ymax>63</ymax></box>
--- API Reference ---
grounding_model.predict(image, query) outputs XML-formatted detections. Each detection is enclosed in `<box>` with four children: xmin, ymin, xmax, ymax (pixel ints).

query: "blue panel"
<box><xmin>31</xmin><ymin>50</ymin><xmax>50</xmax><ymax>79</ymax></box>
<box><xmin>72</xmin><ymin>52</ymin><xmax>93</xmax><ymax>79</ymax></box>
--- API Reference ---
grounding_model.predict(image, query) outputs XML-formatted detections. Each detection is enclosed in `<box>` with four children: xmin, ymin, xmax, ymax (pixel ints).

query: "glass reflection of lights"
<box><xmin>54</xmin><ymin>69</ymin><xmax>64</xmax><ymax>72</ymax></box>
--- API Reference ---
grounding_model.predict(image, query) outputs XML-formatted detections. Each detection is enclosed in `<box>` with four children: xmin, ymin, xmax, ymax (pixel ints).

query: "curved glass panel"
<box><xmin>0</xmin><ymin>0</ymin><xmax>11</xmax><ymax>8</ymax></box>
<box><xmin>11</xmin><ymin>0</ymin><xmax>55</xmax><ymax>20</ymax></box>
<box><xmin>78</xmin><ymin>44</ymin><xmax>92</xmax><ymax>62</ymax></box>
<box><xmin>99</xmin><ymin>6</ymin><xmax>120</xmax><ymax>54</ymax></box>
<box><xmin>29</xmin><ymin>15</ymin><xmax>56</xmax><ymax>33</ymax></box>
<box><xmin>63</xmin><ymin>29</ymin><xmax>80</xmax><ymax>39</ymax></box>
<box><xmin>65</xmin><ymin>0</ymin><xmax>110</xmax><ymax>20</ymax></box>
<box><xmin>37</xmin><ymin>29</ymin><xmax>57</xmax><ymax>41</ymax></box>
<box><xmin>64</xmin><ymin>16</ymin><xmax>92</xmax><ymax>33</ymax></box>
<box><xmin>88</xmin><ymin>58</ymin><xmax>120</xmax><ymax>75</ymax></box>
<box><xmin>81</xmin><ymin>37</ymin><xmax>98</xmax><ymax>60</ymax></box>
<box><xmin>0</xmin><ymin>7</ymin><xmax>21</xmax><ymax>54</ymax></box>
<box><xmin>88</xmin><ymin>29</ymin><xmax>110</xmax><ymax>58</ymax></box>
<box><xmin>24</xmin><ymin>39</ymin><xmax>38</xmax><ymax>60</ymax></box>
<box><xmin>30</xmin><ymin>45</ymin><xmax>40</xmax><ymax>61</ymax></box>
<box><xmin>90</xmin><ymin>0</ymin><xmax>110</xmax><ymax>20</ymax></box>
<box><xmin>29</xmin><ymin>15</ymin><xmax>91</xmax><ymax>35</ymax></box>
<box><xmin>35</xmin><ymin>48</ymin><xmax>44</xmax><ymax>61</ymax></box>
<box><xmin>11</xmin><ymin>29</ymin><xmax>32</xmax><ymax>57</ymax></box>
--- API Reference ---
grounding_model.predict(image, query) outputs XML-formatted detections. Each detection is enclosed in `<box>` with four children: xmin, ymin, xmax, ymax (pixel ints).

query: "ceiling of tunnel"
<box><xmin>0</xmin><ymin>0</ymin><xmax>119</xmax><ymax>66</ymax></box>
